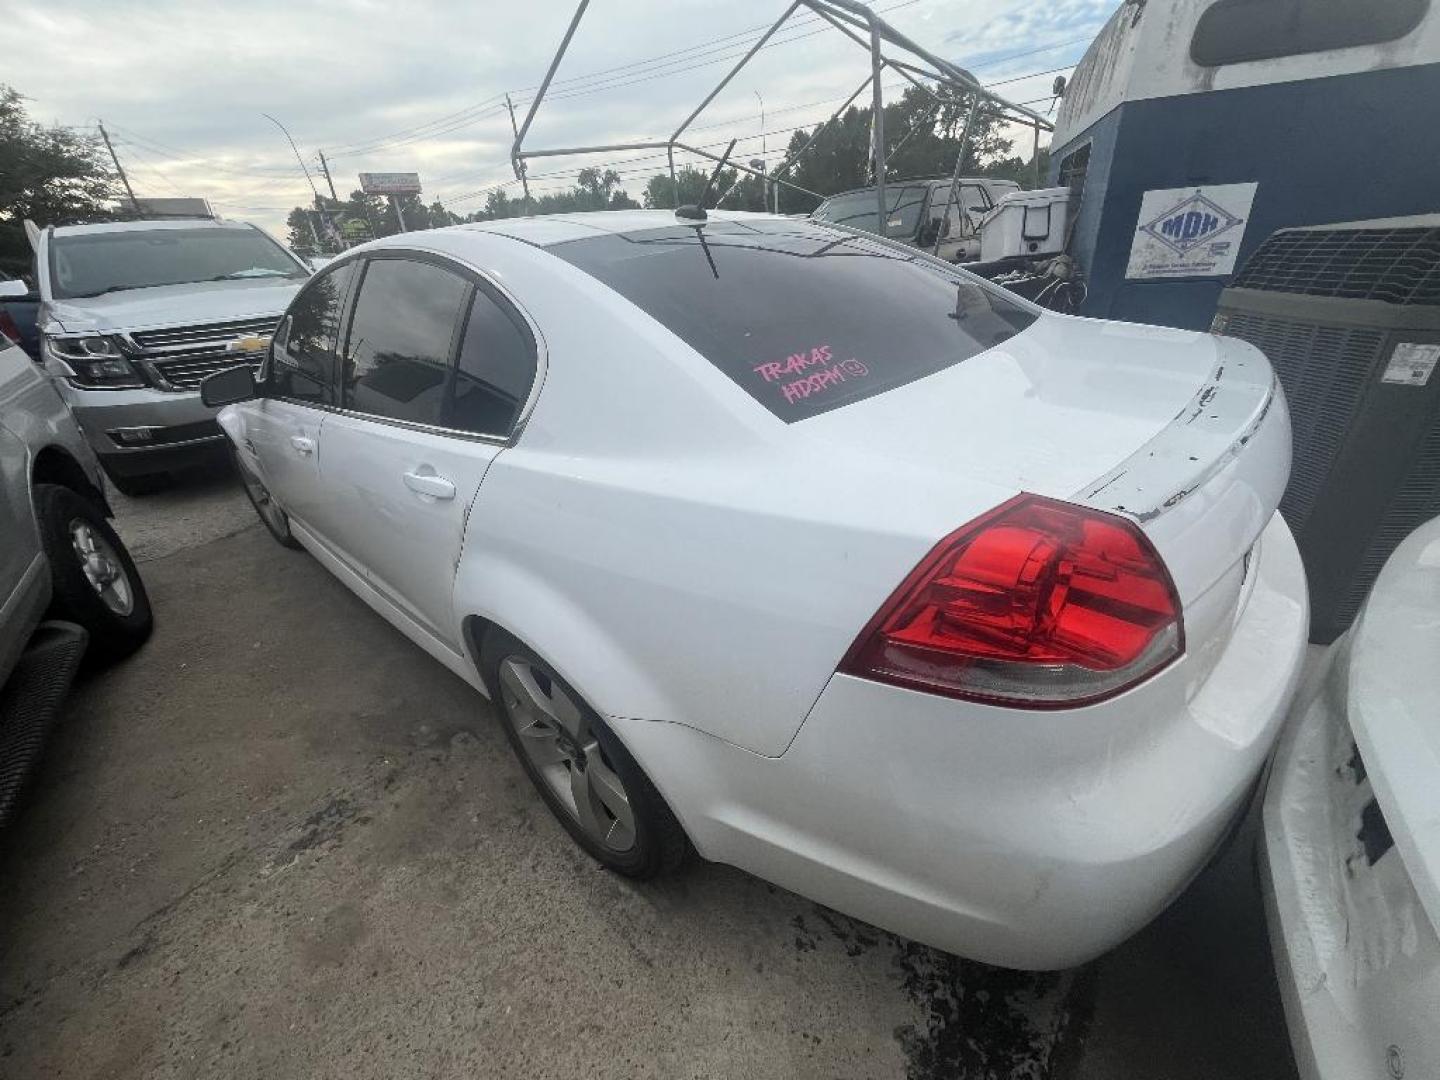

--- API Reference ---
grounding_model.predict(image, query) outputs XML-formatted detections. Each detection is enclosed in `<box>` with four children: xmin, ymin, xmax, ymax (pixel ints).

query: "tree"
<box><xmin>575</xmin><ymin>167</ymin><xmax>639</xmax><ymax>211</ymax></box>
<box><xmin>774</xmin><ymin>85</ymin><xmax>1022</xmax><ymax>213</ymax></box>
<box><xmin>641</xmin><ymin>165</ymin><xmax>769</xmax><ymax>212</ymax></box>
<box><xmin>428</xmin><ymin>199</ymin><xmax>458</xmax><ymax>227</ymax></box>
<box><xmin>467</xmin><ymin>171</ymin><xmax>640</xmax><ymax>221</ymax></box>
<box><xmin>0</xmin><ymin>85</ymin><xmax>119</xmax><ymax>274</ymax></box>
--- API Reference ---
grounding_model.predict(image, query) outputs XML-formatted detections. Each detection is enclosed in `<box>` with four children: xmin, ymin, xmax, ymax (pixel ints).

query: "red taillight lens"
<box><xmin>839</xmin><ymin>494</ymin><xmax>1183</xmax><ymax>707</ymax></box>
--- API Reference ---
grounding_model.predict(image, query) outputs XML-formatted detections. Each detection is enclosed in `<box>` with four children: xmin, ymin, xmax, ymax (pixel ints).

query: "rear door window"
<box><xmin>449</xmin><ymin>288</ymin><xmax>537</xmax><ymax>438</ymax></box>
<box><xmin>341</xmin><ymin>258</ymin><xmax>469</xmax><ymax>426</ymax></box>
<box><xmin>549</xmin><ymin>219</ymin><xmax>1037</xmax><ymax>422</ymax></box>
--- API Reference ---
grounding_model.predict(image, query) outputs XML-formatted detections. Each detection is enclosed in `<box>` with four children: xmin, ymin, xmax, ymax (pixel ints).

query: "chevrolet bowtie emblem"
<box><xmin>227</xmin><ymin>334</ymin><xmax>271</xmax><ymax>354</ymax></box>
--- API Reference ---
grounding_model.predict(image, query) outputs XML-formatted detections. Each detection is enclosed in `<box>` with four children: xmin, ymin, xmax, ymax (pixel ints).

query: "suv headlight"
<box><xmin>42</xmin><ymin>335</ymin><xmax>146</xmax><ymax>389</ymax></box>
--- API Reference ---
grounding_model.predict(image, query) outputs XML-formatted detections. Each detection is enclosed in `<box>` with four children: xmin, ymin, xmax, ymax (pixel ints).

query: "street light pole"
<box><xmin>261</xmin><ymin>113</ymin><xmax>321</xmax><ymax>202</ymax></box>
<box><xmin>754</xmin><ymin>90</ymin><xmax>772</xmax><ymax>213</ymax></box>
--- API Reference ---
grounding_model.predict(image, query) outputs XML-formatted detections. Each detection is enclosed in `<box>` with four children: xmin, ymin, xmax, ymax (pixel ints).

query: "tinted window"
<box><xmin>1191</xmin><ymin>0</ymin><xmax>1428</xmax><ymax>66</ymax></box>
<box><xmin>49</xmin><ymin>226</ymin><xmax>305</xmax><ymax>300</ymax></box>
<box><xmin>271</xmin><ymin>260</ymin><xmax>357</xmax><ymax>405</ymax></box>
<box><xmin>813</xmin><ymin>185</ymin><xmax>929</xmax><ymax>239</ymax></box>
<box><xmin>550</xmin><ymin>219</ymin><xmax>1037</xmax><ymax>422</ymax></box>
<box><xmin>450</xmin><ymin>289</ymin><xmax>536</xmax><ymax>437</ymax></box>
<box><xmin>342</xmin><ymin>259</ymin><xmax>469</xmax><ymax>426</ymax></box>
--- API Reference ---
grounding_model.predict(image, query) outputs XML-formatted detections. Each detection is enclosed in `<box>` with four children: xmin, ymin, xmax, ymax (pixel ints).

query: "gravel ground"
<box><xmin>0</xmin><ymin>464</ymin><xmax>1300</xmax><ymax>1079</ymax></box>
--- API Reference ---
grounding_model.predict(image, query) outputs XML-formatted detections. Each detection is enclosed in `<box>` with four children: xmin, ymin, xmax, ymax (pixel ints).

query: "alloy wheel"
<box><xmin>498</xmin><ymin>655</ymin><xmax>637</xmax><ymax>852</ymax></box>
<box><xmin>68</xmin><ymin>519</ymin><xmax>134</xmax><ymax>616</ymax></box>
<box><xmin>238</xmin><ymin>460</ymin><xmax>288</xmax><ymax>536</ymax></box>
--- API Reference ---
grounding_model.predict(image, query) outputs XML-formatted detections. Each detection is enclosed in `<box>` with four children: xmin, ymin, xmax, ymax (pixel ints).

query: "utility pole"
<box><xmin>505</xmin><ymin>94</ymin><xmax>532</xmax><ymax>215</ymax></box>
<box><xmin>754</xmin><ymin>90</ymin><xmax>766</xmax><ymax>213</ymax></box>
<box><xmin>98</xmin><ymin>121</ymin><xmax>141</xmax><ymax>217</ymax></box>
<box><xmin>317</xmin><ymin>150</ymin><xmax>339</xmax><ymax>201</ymax></box>
<box><xmin>313</xmin><ymin>151</ymin><xmax>342</xmax><ymax>252</ymax></box>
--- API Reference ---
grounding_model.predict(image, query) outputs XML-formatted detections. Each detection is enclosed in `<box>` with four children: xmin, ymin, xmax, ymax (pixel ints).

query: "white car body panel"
<box><xmin>315</xmin><ymin>413</ymin><xmax>501</xmax><ymax>647</ymax></box>
<box><xmin>243</xmin><ymin>399</ymin><xmax>326</xmax><ymax>530</ymax></box>
<box><xmin>1263</xmin><ymin>518</ymin><xmax>1440</xmax><ymax>1080</ymax></box>
<box><xmin>615</xmin><ymin>511</ymin><xmax>1306</xmax><ymax>968</ymax></box>
<box><xmin>222</xmin><ymin>211</ymin><xmax>1308</xmax><ymax>966</ymax></box>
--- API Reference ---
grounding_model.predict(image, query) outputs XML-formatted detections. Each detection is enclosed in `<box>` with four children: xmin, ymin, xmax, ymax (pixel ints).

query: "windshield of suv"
<box><xmin>49</xmin><ymin>226</ymin><xmax>306</xmax><ymax>299</ymax></box>
<box><xmin>550</xmin><ymin>218</ymin><xmax>1037</xmax><ymax>422</ymax></box>
<box><xmin>811</xmin><ymin>185</ymin><xmax>930</xmax><ymax>239</ymax></box>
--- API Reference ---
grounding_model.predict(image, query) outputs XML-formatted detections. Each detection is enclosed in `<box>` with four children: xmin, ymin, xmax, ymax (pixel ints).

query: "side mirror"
<box><xmin>201</xmin><ymin>364</ymin><xmax>258</xmax><ymax>408</ymax></box>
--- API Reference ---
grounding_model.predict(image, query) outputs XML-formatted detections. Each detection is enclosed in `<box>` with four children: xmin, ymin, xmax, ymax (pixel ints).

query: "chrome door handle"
<box><xmin>289</xmin><ymin>435</ymin><xmax>315</xmax><ymax>455</ymax></box>
<box><xmin>403</xmin><ymin>471</ymin><xmax>456</xmax><ymax>500</ymax></box>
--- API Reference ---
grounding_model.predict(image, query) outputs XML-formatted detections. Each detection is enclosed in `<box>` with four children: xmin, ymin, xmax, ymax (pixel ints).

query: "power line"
<box><xmin>109</xmin><ymin>127</ymin><xmax>303</xmax><ymax>180</ymax></box>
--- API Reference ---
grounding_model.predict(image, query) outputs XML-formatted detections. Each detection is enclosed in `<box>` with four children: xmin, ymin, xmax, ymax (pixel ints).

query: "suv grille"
<box><xmin>128</xmin><ymin>316</ymin><xmax>279</xmax><ymax>392</ymax></box>
<box><xmin>1229</xmin><ymin>226</ymin><xmax>1440</xmax><ymax>306</ymax></box>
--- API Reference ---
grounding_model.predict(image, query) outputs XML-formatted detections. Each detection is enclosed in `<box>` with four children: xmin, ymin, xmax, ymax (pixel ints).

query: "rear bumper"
<box><xmin>60</xmin><ymin>384</ymin><xmax>225</xmax><ymax>475</ymax></box>
<box><xmin>1260</xmin><ymin>643</ymin><xmax>1440</xmax><ymax>1080</ymax></box>
<box><xmin>614</xmin><ymin>512</ymin><xmax>1309</xmax><ymax>969</ymax></box>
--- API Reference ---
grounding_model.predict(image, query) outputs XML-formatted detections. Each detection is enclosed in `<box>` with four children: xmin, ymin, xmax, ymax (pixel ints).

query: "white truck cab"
<box><xmin>810</xmin><ymin>177</ymin><xmax>1021</xmax><ymax>262</ymax></box>
<box><xmin>34</xmin><ymin>218</ymin><xmax>310</xmax><ymax>495</ymax></box>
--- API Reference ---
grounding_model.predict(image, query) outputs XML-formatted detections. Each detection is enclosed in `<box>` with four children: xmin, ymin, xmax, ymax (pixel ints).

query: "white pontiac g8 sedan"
<box><xmin>203</xmin><ymin>211</ymin><xmax>1309</xmax><ymax>970</ymax></box>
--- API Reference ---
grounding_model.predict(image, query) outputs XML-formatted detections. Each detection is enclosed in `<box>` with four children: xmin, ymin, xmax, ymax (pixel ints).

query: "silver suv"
<box><xmin>1</xmin><ymin>335</ymin><xmax>152</xmax><ymax>823</ymax></box>
<box><xmin>34</xmin><ymin>218</ymin><xmax>309</xmax><ymax>495</ymax></box>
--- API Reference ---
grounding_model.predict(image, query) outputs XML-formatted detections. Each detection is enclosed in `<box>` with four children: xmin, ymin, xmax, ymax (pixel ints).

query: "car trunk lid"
<box><xmin>803</xmin><ymin>312</ymin><xmax>1288</xmax><ymax>606</ymax></box>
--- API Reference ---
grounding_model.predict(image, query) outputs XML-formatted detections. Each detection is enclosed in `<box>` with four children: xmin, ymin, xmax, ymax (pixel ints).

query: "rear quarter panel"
<box><xmin>444</xmin><ymin>236</ymin><xmax>1022</xmax><ymax>756</ymax></box>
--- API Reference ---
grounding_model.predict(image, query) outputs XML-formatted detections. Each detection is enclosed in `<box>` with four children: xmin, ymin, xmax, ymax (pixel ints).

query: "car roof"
<box><xmin>50</xmin><ymin>218</ymin><xmax>253</xmax><ymax>238</ymax></box>
<box><xmin>387</xmin><ymin>209</ymin><xmax>780</xmax><ymax>249</ymax></box>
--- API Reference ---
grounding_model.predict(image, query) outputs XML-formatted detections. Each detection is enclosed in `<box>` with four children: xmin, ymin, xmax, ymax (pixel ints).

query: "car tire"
<box><xmin>230</xmin><ymin>446</ymin><xmax>302</xmax><ymax>550</ymax></box>
<box><xmin>33</xmin><ymin>483</ymin><xmax>153</xmax><ymax>665</ymax></box>
<box><xmin>481</xmin><ymin>630</ymin><xmax>688</xmax><ymax>879</ymax></box>
<box><xmin>105</xmin><ymin>470</ymin><xmax>168</xmax><ymax>498</ymax></box>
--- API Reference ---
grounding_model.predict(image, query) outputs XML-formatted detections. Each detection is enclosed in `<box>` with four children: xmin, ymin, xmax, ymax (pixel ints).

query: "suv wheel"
<box><xmin>481</xmin><ymin>631</ymin><xmax>688</xmax><ymax>879</ymax></box>
<box><xmin>33</xmin><ymin>484</ymin><xmax>153</xmax><ymax>664</ymax></box>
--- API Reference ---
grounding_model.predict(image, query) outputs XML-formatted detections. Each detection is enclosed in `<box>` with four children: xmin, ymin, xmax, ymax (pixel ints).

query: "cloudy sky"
<box><xmin>9</xmin><ymin>0</ymin><xmax>1113</xmax><ymax>237</ymax></box>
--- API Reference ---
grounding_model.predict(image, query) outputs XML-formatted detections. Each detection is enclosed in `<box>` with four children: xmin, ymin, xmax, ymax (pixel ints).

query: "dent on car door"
<box><xmin>319</xmin><ymin>255</ymin><xmax>537</xmax><ymax>648</ymax></box>
<box><xmin>251</xmin><ymin>259</ymin><xmax>358</xmax><ymax>531</ymax></box>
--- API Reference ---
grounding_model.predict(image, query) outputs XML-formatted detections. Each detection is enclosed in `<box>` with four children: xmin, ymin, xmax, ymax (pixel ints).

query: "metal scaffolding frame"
<box><xmin>510</xmin><ymin>0</ymin><xmax>1054</xmax><ymax>219</ymax></box>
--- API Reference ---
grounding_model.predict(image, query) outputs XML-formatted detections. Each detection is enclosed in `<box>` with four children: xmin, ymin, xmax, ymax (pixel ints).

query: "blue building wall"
<box><xmin>1051</xmin><ymin>62</ymin><xmax>1440</xmax><ymax>331</ymax></box>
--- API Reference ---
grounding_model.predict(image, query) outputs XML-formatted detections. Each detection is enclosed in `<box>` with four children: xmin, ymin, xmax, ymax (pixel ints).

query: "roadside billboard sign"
<box><xmin>358</xmin><ymin>172</ymin><xmax>422</xmax><ymax>195</ymax></box>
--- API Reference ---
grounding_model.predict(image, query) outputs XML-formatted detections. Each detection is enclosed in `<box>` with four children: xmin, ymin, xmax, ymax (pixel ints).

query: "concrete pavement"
<box><xmin>0</xmin><ymin>467</ymin><xmax>1299</xmax><ymax>1079</ymax></box>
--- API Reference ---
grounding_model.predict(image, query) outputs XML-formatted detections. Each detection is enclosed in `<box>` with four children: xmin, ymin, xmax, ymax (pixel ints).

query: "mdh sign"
<box><xmin>1125</xmin><ymin>183</ymin><xmax>1257</xmax><ymax>280</ymax></box>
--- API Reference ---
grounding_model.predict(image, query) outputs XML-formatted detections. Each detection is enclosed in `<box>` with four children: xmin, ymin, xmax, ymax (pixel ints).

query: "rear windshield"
<box><xmin>49</xmin><ymin>226</ymin><xmax>306</xmax><ymax>300</ymax></box>
<box><xmin>549</xmin><ymin>218</ymin><xmax>1037</xmax><ymax>422</ymax></box>
<box><xmin>812</xmin><ymin>185</ymin><xmax>930</xmax><ymax>239</ymax></box>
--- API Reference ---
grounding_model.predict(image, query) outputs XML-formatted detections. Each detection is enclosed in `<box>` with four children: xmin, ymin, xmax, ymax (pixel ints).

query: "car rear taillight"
<box><xmin>0</xmin><ymin>310</ymin><xmax>20</xmax><ymax>346</ymax></box>
<box><xmin>839</xmin><ymin>494</ymin><xmax>1183</xmax><ymax>708</ymax></box>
